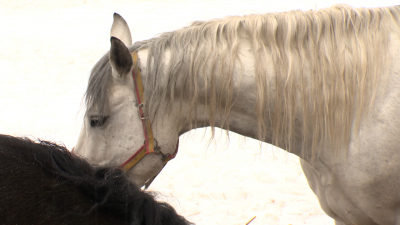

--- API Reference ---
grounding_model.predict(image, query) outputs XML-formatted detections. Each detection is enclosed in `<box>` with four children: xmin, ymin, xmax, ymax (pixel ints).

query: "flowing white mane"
<box><xmin>88</xmin><ymin>5</ymin><xmax>400</xmax><ymax>156</ymax></box>
<box><xmin>135</xmin><ymin>5</ymin><xmax>400</xmax><ymax>155</ymax></box>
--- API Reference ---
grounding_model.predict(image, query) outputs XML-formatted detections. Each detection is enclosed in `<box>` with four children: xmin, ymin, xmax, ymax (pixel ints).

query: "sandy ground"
<box><xmin>0</xmin><ymin>0</ymin><xmax>398</xmax><ymax>224</ymax></box>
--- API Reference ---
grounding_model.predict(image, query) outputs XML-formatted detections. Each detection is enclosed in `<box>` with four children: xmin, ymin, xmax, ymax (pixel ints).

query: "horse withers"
<box><xmin>0</xmin><ymin>134</ymin><xmax>192</xmax><ymax>225</ymax></box>
<box><xmin>74</xmin><ymin>5</ymin><xmax>400</xmax><ymax>225</ymax></box>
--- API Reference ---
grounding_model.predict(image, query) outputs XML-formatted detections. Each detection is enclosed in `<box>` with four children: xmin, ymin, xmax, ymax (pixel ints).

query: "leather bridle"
<box><xmin>118</xmin><ymin>52</ymin><xmax>178</xmax><ymax>187</ymax></box>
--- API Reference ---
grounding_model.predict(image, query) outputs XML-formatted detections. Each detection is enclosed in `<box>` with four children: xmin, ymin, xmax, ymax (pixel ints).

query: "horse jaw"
<box><xmin>110</xmin><ymin>13</ymin><xmax>132</xmax><ymax>47</ymax></box>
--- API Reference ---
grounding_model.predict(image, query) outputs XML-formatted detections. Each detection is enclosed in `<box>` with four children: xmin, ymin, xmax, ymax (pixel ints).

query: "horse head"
<box><xmin>74</xmin><ymin>13</ymin><xmax>180</xmax><ymax>188</ymax></box>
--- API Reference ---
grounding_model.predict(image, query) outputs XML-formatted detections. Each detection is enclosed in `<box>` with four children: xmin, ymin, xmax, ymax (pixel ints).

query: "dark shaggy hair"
<box><xmin>0</xmin><ymin>134</ymin><xmax>191</xmax><ymax>225</ymax></box>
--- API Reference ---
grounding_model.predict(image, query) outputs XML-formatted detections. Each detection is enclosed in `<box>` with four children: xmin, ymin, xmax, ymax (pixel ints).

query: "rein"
<box><xmin>118</xmin><ymin>52</ymin><xmax>178</xmax><ymax>173</ymax></box>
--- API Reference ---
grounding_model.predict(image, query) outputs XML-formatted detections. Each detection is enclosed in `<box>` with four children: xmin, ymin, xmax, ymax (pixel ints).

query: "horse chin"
<box><xmin>124</xmin><ymin>154</ymin><xmax>166</xmax><ymax>188</ymax></box>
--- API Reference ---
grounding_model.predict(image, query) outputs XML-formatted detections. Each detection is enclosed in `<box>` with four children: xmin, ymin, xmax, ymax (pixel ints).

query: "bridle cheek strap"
<box><xmin>119</xmin><ymin>52</ymin><xmax>178</xmax><ymax>172</ymax></box>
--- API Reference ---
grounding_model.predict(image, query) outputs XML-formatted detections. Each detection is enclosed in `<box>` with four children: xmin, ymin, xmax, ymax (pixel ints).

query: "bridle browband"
<box><xmin>118</xmin><ymin>51</ymin><xmax>178</xmax><ymax>177</ymax></box>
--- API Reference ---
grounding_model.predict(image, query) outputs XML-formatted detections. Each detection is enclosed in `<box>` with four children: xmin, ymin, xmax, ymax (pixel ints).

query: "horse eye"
<box><xmin>90</xmin><ymin>116</ymin><xmax>108</xmax><ymax>127</ymax></box>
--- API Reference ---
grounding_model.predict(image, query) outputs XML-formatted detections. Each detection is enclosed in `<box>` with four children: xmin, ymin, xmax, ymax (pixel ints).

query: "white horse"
<box><xmin>74</xmin><ymin>5</ymin><xmax>400</xmax><ymax>225</ymax></box>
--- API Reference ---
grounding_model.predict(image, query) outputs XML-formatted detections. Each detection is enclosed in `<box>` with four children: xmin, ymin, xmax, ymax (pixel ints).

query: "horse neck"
<box><xmin>138</xmin><ymin>46</ymin><xmax>306</xmax><ymax>158</ymax></box>
<box><xmin>187</xmin><ymin>61</ymin><xmax>305</xmax><ymax>158</ymax></box>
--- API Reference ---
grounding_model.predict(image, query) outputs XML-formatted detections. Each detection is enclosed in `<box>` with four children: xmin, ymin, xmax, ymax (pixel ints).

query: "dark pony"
<box><xmin>0</xmin><ymin>134</ymin><xmax>191</xmax><ymax>225</ymax></box>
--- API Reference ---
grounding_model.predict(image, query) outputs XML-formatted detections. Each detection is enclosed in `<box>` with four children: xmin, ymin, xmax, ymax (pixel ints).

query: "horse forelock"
<box><xmin>85</xmin><ymin>52</ymin><xmax>111</xmax><ymax>117</ymax></box>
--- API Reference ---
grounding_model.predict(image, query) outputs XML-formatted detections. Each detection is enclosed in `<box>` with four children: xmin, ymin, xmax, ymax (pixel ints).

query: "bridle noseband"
<box><xmin>118</xmin><ymin>52</ymin><xmax>178</xmax><ymax>177</ymax></box>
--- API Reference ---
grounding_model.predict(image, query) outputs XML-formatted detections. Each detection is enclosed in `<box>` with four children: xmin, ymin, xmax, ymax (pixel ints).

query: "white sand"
<box><xmin>0</xmin><ymin>0</ymin><xmax>397</xmax><ymax>224</ymax></box>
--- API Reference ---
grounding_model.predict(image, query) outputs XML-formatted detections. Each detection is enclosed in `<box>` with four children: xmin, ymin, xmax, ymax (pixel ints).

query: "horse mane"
<box><xmin>0</xmin><ymin>134</ymin><xmax>189</xmax><ymax>225</ymax></box>
<box><xmin>86</xmin><ymin>5</ymin><xmax>400</xmax><ymax>156</ymax></box>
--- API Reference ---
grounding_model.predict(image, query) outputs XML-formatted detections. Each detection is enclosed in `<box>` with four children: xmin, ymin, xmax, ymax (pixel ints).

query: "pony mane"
<box><xmin>0</xmin><ymin>134</ymin><xmax>189</xmax><ymax>225</ymax></box>
<box><xmin>86</xmin><ymin>5</ymin><xmax>400</xmax><ymax>156</ymax></box>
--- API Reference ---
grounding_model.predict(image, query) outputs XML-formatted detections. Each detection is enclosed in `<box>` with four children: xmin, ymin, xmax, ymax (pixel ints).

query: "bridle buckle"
<box><xmin>137</xmin><ymin>103</ymin><xmax>148</xmax><ymax>120</ymax></box>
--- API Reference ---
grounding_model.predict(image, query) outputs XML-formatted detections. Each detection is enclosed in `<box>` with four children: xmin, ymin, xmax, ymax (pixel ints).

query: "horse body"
<box><xmin>0</xmin><ymin>134</ymin><xmax>191</xmax><ymax>225</ymax></box>
<box><xmin>74</xmin><ymin>6</ymin><xmax>400</xmax><ymax>224</ymax></box>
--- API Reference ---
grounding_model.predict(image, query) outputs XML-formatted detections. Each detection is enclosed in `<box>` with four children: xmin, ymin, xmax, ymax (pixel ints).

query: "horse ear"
<box><xmin>109</xmin><ymin>37</ymin><xmax>133</xmax><ymax>78</ymax></box>
<box><xmin>111</xmin><ymin>13</ymin><xmax>132</xmax><ymax>47</ymax></box>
